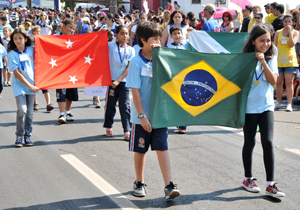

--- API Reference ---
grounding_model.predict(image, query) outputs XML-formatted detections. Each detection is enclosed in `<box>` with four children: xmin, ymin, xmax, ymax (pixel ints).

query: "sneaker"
<box><xmin>178</xmin><ymin>128</ymin><xmax>186</xmax><ymax>134</ymax></box>
<box><xmin>66</xmin><ymin>113</ymin><xmax>74</xmax><ymax>121</ymax></box>
<box><xmin>15</xmin><ymin>136</ymin><xmax>23</xmax><ymax>147</ymax></box>
<box><xmin>133</xmin><ymin>181</ymin><xmax>146</xmax><ymax>197</ymax></box>
<box><xmin>242</xmin><ymin>178</ymin><xmax>261</xmax><ymax>193</ymax></box>
<box><xmin>93</xmin><ymin>97</ymin><xmax>97</xmax><ymax>105</ymax></box>
<box><xmin>285</xmin><ymin>104</ymin><xmax>293</xmax><ymax>112</ymax></box>
<box><xmin>266</xmin><ymin>183</ymin><xmax>285</xmax><ymax>197</ymax></box>
<box><xmin>95</xmin><ymin>100</ymin><xmax>101</xmax><ymax>108</ymax></box>
<box><xmin>7</xmin><ymin>82</ymin><xmax>12</xmax><ymax>86</ymax></box>
<box><xmin>33</xmin><ymin>103</ymin><xmax>39</xmax><ymax>111</ymax></box>
<box><xmin>164</xmin><ymin>181</ymin><xmax>180</xmax><ymax>199</ymax></box>
<box><xmin>24</xmin><ymin>137</ymin><xmax>33</xmax><ymax>146</ymax></box>
<box><xmin>4</xmin><ymin>82</ymin><xmax>8</xmax><ymax>87</ymax></box>
<box><xmin>58</xmin><ymin>115</ymin><xmax>66</xmax><ymax>124</ymax></box>
<box><xmin>46</xmin><ymin>104</ymin><xmax>54</xmax><ymax>112</ymax></box>
<box><xmin>274</xmin><ymin>102</ymin><xmax>281</xmax><ymax>110</ymax></box>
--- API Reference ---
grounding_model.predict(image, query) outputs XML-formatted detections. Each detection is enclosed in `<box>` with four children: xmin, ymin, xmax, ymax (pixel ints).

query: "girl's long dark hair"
<box><xmin>169</xmin><ymin>10</ymin><xmax>187</xmax><ymax>26</ymax></box>
<box><xmin>0</xmin><ymin>36</ymin><xmax>4</xmax><ymax>47</ymax></box>
<box><xmin>243</xmin><ymin>24</ymin><xmax>274</xmax><ymax>62</ymax></box>
<box><xmin>7</xmin><ymin>28</ymin><xmax>32</xmax><ymax>53</ymax></box>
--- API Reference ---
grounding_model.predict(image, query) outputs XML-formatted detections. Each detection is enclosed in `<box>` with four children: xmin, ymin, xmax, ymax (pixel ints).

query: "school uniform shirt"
<box><xmin>108</xmin><ymin>42</ymin><xmax>135</xmax><ymax>82</ymax></box>
<box><xmin>9</xmin><ymin>12</ymin><xmax>18</xmax><ymax>29</ymax></box>
<box><xmin>126</xmin><ymin>52</ymin><xmax>152</xmax><ymax>125</ymax></box>
<box><xmin>133</xmin><ymin>45</ymin><xmax>141</xmax><ymax>56</ymax></box>
<box><xmin>2</xmin><ymin>37</ymin><xmax>10</xmax><ymax>49</ymax></box>
<box><xmin>37</xmin><ymin>20</ymin><xmax>52</xmax><ymax>35</ymax></box>
<box><xmin>101</xmin><ymin>22</ymin><xmax>118</xmax><ymax>35</ymax></box>
<box><xmin>246</xmin><ymin>51</ymin><xmax>278</xmax><ymax>114</ymax></box>
<box><xmin>0</xmin><ymin>24</ymin><xmax>13</xmax><ymax>38</ymax></box>
<box><xmin>168</xmin><ymin>41</ymin><xmax>189</xmax><ymax>50</ymax></box>
<box><xmin>8</xmin><ymin>46</ymin><xmax>36</xmax><ymax>97</ymax></box>
<box><xmin>25</xmin><ymin>29</ymin><xmax>31</xmax><ymax>36</ymax></box>
<box><xmin>80</xmin><ymin>23</ymin><xmax>92</xmax><ymax>34</ymax></box>
<box><xmin>0</xmin><ymin>44</ymin><xmax>7</xmax><ymax>68</ymax></box>
<box><xmin>131</xmin><ymin>24</ymin><xmax>139</xmax><ymax>46</ymax></box>
<box><xmin>166</xmin><ymin>24</ymin><xmax>188</xmax><ymax>47</ymax></box>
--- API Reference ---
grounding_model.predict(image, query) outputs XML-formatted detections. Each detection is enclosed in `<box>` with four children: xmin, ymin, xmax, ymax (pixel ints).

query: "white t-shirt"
<box><xmin>166</xmin><ymin>24</ymin><xmax>188</xmax><ymax>47</ymax></box>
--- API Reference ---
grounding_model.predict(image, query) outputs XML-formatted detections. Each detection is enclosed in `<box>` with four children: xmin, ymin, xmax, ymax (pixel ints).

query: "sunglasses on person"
<box><xmin>255</xmin><ymin>17</ymin><xmax>261</xmax><ymax>19</ymax></box>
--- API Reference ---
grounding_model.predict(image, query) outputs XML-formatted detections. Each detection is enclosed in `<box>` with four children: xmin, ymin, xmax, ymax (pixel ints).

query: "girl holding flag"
<box><xmin>103</xmin><ymin>25</ymin><xmax>135</xmax><ymax>140</ymax></box>
<box><xmin>241</xmin><ymin>24</ymin><xmax>285</xmax><ymax>197</ymax></box>
<box><xmin>7</xmin><ymin>28</ymin><xmax>39</xmax><ymax>147</ymax></box>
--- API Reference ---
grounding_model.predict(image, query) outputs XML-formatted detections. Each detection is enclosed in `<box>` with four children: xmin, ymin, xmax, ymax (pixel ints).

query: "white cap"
<box><xmin>82</xmin><ymin>17</ymin><xmax>90</xmax><ymax>22</ymax></box>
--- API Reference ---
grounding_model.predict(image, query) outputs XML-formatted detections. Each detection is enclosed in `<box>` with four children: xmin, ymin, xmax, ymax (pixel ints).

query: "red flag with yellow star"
<box><xmin>34</xmin><ymin>31</ymin><xmax>111</xmax><ymax>89</ymax></box>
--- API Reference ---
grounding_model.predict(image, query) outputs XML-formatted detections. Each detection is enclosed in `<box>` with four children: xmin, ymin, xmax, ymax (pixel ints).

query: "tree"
<box><xmin>60</xmin><ymin>0</ymin><xmax>76</xmax><ymax>10</ymax></box>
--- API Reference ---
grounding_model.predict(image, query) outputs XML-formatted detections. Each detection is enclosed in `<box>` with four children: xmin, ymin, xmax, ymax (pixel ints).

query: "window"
<box><xmin>192</xmin><ymin>0</ymin><xmax>201</xmax><ymax>4</ymax></box>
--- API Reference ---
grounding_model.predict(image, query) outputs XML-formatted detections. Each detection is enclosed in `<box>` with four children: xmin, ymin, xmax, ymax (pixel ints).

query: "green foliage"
<box><xmin>60</xmin><ymin>0</ymin><xmax>76</xmax><ymax>10</ymax></box>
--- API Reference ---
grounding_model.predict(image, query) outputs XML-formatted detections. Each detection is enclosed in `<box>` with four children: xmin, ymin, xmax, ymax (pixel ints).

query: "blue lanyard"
<box><xmin>116</xmin><ymin>42</ymin><xmax>127</xmax><ymax>65</ymax></box>
<box><xmin>16</xmin><ymin>47</ymin><xmax>27</xmax><ymax>73</ymax></box>
<box><xmin>255</xmin><ymin>65</ymin><xmax>264</xmax><ymax>81</ymax></box>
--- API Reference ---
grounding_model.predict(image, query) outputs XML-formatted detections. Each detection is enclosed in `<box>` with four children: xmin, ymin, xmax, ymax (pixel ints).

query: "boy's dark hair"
<box><xmin>149</xmin><ymin>10</ymin><xmax>155</xmax><ymax>14</ymax></box>
<box><xmin>245</xmin><ymin>5</ymin><xmax>253</xmax><ymax>13</ymax></box>
<box><xmin>152</xmin><ymin>17</ymin><xmax>160</xmax><ymax>22</ymax></box>
<box><xmin>7</xmin><ymin>28</ymin><xmax>32</xmax><ymax>53</ymax></box>
<box><xmin>116</xmin><ymin>25</ymin><xmax>128</xmax><ymax>34</ymax></box>
<box><xmin>256</xmin><ymin>12</ymin><xmax>263</xmax><ymax>18</ymax></box>
<box><xmin>62</xmin><ymin>18</ymin><xmax>76</xmax><ymax>26</ymax></box>
<box><xmin>168</xmin><ymin>0</ymin><xmax>172</xmax><ymax>3</ymax></box>
<box><xmin>275</xmin><ymin>4</ymin><xmax>284</xmax><ymax>14</ymax></box>
<box><xmin>136</xmin><ymin>21</ymin><xmax>162</xmax><ymax>48</ymax></box>
<box><xmin>243</xmin><ymin>24</ymin><xmax>274</xmax><ymax>62</ymax></box>
<box><xmin>169</xmin><ymin>25</ymin><xmax>182</xmax><ymax>35</ymax></box>
<box><xmin>158</xmin><ymin>7</ymin><xmax>163</xmax><ymax>11</ymax></box>
<box><xmin>125</xmin><ymin>14</ymin><xmax>132</xmax><ymax>21</ymax></box>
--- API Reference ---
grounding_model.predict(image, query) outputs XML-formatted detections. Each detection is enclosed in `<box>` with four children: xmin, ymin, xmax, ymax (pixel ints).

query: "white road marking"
<box><xmin>285</xmin><ymin>148</ymin><xmax>300</xmax><ymax>155</ymax></box>
<box><xmin>61</xmin><ymin>154</ymin><xmax>140</xmax><ymax>210</ymax></box>
<box><xmin>215</xmin><ymin>126</ymin><xmax>243</xmax><ymax>136</ymax></box>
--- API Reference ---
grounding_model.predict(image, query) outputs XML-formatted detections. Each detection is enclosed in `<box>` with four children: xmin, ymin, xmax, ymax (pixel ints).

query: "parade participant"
<box><xmin>201</xmin><ymin>4</ymin><xmax>220</xmax><ymax>32</ymax></box>
<box><xmin>274</xmin><ymin>14</ymin><xmax>299</xmax><ymax>112</ymax></box>
<box><xmin>7</xmin><ymin>28</ymin><xmax>39</xmax><ymax>147</ymax></box>
<box><xmin>80</xmin><ymin>17</ymin><xmax>92</xmax><ymax>34</ymax></box>
<box><xmin>250</xmin><ymin>13</ymin><xmax>263</xmax><ymax>32</ymax></box>
<box><xmin>161</xmin><ymin>10</ymin><xmax>188</xmax><ymax>47</ymax></box>
<box><xmin>103</xmin><ymin>25</ymin><xmax>134</xmax><ymax>140</ymax></box>
<box><xmin>232</xmin><ymin>10</ymin><xmax>243</xmax><ymax>32</ymax></box>
<box><xmin>0</xmin><ymin>37</ymin><xmax>8</xmax><ymax>98</ymax></box>
<box><xmin>166</xmin><ymin>0</ymin><xmax>174</xmax><ymax>13</ymax></box>
<box><xmin>2</xmin><ymin>26</ymin><xmax>12</xmax><ymax>87</ymax></box>
<box><xmin>101</xmin><ymin>13</ymin><xmax>118</xmax><ymax>35</ymax></box>
<box><xmin>247</xmin><ymin>6</ymin><xmax>262</xmax><ymax>32</ymax></box>
<box><xmin>266</xmin><ymin>2</ymin><xmax>278</xmax><ymax>24</ymax></box>
<box><xmin>129</xmin><ymin>13</ymin><xmax>147</xmax><ymax>47</ymax></box>
<box><xmin>161</xmin><ymin>10</ymin><xmax>170</xmax><ymax>30</ymax></box>
<box><xmin>174</xmin><ymin>1</ymin><xmax>180</xmax><ymax>11</ymax></box>
<box><xmin>56</xmin><ymin>19</ymin><xmax>78</xmax><ymax>124</ymax></box>
<box><xmin>126</xmin><ymin>21</ymin><xmax>180</xmax><ymax>199</ymax></box>
<box><xmin>167</xmin><ymin>25</ymin><xmax>189</xmax><ymax>134</ymax></box>
<box><xmin>157</xmin><ymin>7</ymin><xmax>164</xmax><ymax>19</ymax></box>
<box><xmin>37</xmin><ymin>12</ymin><xmax>52</xmax><ymax>35</ymax></box>
<box><xmin>0</xmin><ymin>17</ymin><xmax>13</xmax><ymax>35</ymax></box>
<box><xmin>272</xmin><ymin>4</ymin><xmax>284</xmax><ymax>32</ymax></box>
<box><xmin>241</xmin><ymin>24</ymin><xmax>285</xmax><ymax>197</ymax></box>
<box><xmin>220</xmin><ymin>11</ymin><xmax>234</xmax><ymax>32</ymax></box>
<box><xmin>24</xmin><ymin>22</ymin><xmax>31</xmax><ymax>36</ymax></box>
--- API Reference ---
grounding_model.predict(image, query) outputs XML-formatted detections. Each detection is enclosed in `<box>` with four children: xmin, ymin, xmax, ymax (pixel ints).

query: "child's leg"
<box><xmin>44</xmin><ymin>91</ymin><xmax>51</xmax><ymax>104</ymax></box>
<box><xmin>118</xmin><ymin>83</ymin><xmax>131</xmax><ymax>133</ymax></box>
<box><xmin>58</xmin><ymin>102</ymin><xmax>66</xmax><ymax>113</ymax></box>
<box><xmin>15</xmin><ymin>95</ymin><xmax>27</xmax><ymax>137</ymax></box>
<box><xmin>34</xmin><ymin>94</ymin><xmax>38</xmax><ymax>104</ymax></box>
<box><xmin>3</xmin><ymin>68</ymin><xmax>7</xmax><ymax>84</ymax></box>
<box><xmin>24</xmin><ymin>95</ymin><xmax>35</xmax><ymax>137</ymax></box>
<box><xmin>134</xmin><ymin>152</ymin><xmax>146</xmax><ymax>182</ymax></box>
<box><xmin>0</xmin><ymin>68</ymin><xmax>3</xmax><ymax>94</ymax></box>
<box><xmin>258</xmin><ymin>111</ymin><xmax>275</xmax><ymax>182</ymax></box>
<box><xmin>65</xmin><ymin>99</ymin><xmax>72</xmax><ymax>111</ymax></box>
<box><xmin>7</xmin><ymin>71</ymin><xmax>11</xmax><ymax>83</ymax></box>
<box><xmin>156</xmin><ymin>150</ymin><xmax>172</xmax><ymax>186</ymax></box>
<box><xmin>276</xmin><ymin>74</ymin><xmax>284</xmax><ymax>104</ymax></box>
<box><xmin>242</xmin><ymin>113</ymin><xmax>260</xmax><ymax>178</ymax></box>
<box><xmin>103</xmin><ymin>85</ymin><xmax>119</xmax><ymax>128</ymax></box>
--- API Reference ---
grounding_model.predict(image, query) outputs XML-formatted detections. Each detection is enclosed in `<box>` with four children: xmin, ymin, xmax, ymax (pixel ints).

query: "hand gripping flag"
<box><xmin>150</xmin><ymin>47</ymin><xmax>258</xmax><ymax>129</ymax></box>
<box><xmin>35</xmin><ymin>31</ymin><xmax>111</xmax><ymax>89</ymax></box>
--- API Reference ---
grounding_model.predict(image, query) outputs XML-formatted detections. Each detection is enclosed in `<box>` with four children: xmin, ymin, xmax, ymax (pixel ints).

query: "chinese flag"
<box><xmin>35</xmin><ymin>31</ymin><xmax>111</xmax><ymax>89</ymax></box>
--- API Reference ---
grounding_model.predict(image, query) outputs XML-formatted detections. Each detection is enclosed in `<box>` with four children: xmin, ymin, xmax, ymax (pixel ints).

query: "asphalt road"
<box><xmin>0</xmin><ymin>86</ymin><xmax>299</xmax><ymax>210</ymax></box>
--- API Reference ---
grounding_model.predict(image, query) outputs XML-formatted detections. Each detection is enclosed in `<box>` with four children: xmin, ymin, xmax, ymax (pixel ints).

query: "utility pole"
<box><xmin>27</xmin><ymin>0</ymin><xmax>31</xmax><ymax>9</ymax></box>
<box><xmin>109</xmin><ymin>0</ymin><xmax>118</xmax><ymax>14</ymax></box>
<box><xmin>216</xmin><ymin>0</ymin><xmax>219</xmax><ymax>7</ymax></box>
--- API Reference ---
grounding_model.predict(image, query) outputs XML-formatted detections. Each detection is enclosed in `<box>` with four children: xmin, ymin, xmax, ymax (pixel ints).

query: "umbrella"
<box><xmin>230</xmin><ymin>0</ymin><xmax>254</xmax><ymax>9</ymax></box>
<box><xmin>200</xmin><ymin>7</ymin><xmax>236</xmax><ymax>19</ymax></box>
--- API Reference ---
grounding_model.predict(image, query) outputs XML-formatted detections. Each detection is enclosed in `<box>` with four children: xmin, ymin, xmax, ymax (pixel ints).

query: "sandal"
<box><xmin>124</xmin><ymin>132</ymin><xmax>130</xmax><ymax>141</ymax></box>
<box><xmin>178</xmin><ymin>128</ymin><xmax>186</xmax><ymax>134</ymax></box>
<box><xmin>106</xmin><ymin>128</ymin><xmax>113</xmax><ymax>137</ymax></box>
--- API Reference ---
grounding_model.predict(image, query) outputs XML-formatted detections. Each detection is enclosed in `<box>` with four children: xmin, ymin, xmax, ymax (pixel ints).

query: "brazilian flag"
<box><xmin>150</xmin><ymin>47</ymin><xmax>258</xmax><ymax>129</ymax></box>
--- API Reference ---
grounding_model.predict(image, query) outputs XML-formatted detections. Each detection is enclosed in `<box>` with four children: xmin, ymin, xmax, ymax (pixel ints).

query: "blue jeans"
<box><xmin>15</xmin><ymin>95</ymin><xmax>35</xmax><ymax>137</ymax></box>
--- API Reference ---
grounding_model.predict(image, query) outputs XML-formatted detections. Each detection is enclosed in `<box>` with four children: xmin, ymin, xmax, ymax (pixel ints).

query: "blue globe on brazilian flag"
<box><xmin>150</xmin><ymin>47</ymin><xmax>258</xmax><ymax>129</ymax></box>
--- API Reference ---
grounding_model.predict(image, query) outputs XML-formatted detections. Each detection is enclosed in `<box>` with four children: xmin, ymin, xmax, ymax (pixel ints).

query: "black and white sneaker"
<box><xmin>58</xmin><ymin>115</ymin><xmax>66</xmax><ymax>124</ymax></box>
<box><xmin>164</xmin><ymin>181</ymin><xmax>180</xmax><ymax>199</ymax></box>
<box><xmin>66</xmin><ymin>113</ymin><xmax>74</xmax><ymax>121</ymax></box>
<box><xmin>24</xmin><ymin>137</ymin><xmax>33</xmax><ymax>146</ymax></box>
<box><xmin>133</xmin><ymin>181</ymin><xmax>146</xmax><ymax>197</ymax></box>
<box><xmin>15</xmin><ymin>136</ymin><xmax>23</xmax><ymax>147</ymax></box>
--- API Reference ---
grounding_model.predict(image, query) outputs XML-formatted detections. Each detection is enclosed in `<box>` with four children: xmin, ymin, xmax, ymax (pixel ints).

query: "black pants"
<box><xmin>242</xmin><ymin>111</ymin><xmax>274</xmax><ymax>181</ymax></box>
<box><xmin>0</xmin><ymin>68</ymin><xmax>3</xmax><ymax>94</ymax></box>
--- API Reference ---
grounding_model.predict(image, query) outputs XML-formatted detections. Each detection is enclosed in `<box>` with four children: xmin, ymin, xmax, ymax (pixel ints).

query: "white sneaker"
<box><xmin>95</xmin><ymin>100</ymin><xmax>101</xmax><ymax>108</ymax></box>
<box><xmin>7</xmin><ymin>82</ymin><xmax>12</xmax><ymax>86</ymax></box>
<box><xmin>274</xmin><ymin>102</ymin><xmax>281</xmax><ymax>110</ymax></box>
<box><xmin>66</xmin><ymin>113</ymin><xmax>74</xmax><ymax>121</ymax></box>
<box><xmin>286</xmin><ymin>104</ymin><xmax>293</xmax><ymax>112</ymax></box>
<box><xmin>58</xmin><ymin>114</ymin><xmax>66</xmax><ymax>124</ymax></box>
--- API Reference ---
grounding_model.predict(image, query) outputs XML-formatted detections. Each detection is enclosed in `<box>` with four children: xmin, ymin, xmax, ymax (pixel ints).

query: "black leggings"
<box><xmin>242</xmin><ymin>111</ymin><xmax>274</xmax><ymax>181</ymax></box>
<box><xmin>0</xmin><ymin>68</ymin><xmax>3</xmax><ymax>94</ymax></box>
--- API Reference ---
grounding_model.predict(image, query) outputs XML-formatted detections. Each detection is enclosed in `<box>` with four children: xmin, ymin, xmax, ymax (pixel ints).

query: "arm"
<box><xmin>225</xmin><ymin>22</ymin><xmax>234</xmax><ymax>32</ymax></box>
<box><xmin>3</xmin><ymin>56</ymin><xmax>8</xmax><ymax>66</ymax></box>
<box><xmin>129</xmin><ymin>31</ymin><xmax>135</xmax><ymax>46</ymax></box>
<box><xmin>161</xmin><ymin>27</ymin><xmax>169</xmax><ymax>47</ymax></box>
<box><xmin>131</xmin><ymin>88</ymin><xmax>152</xmax><ymax>132</ymax></box>
<box><xmin>274</xmin><ymin>31</ymin><xmax>279</xmax><ymax>47</ymax></box>
<box><xmin>111</xmin><ymin>61</ymin><xmax>130</xmax><ymax>88</ymax></box>
<box><xmin>288</xmin><ymin>28</ymin><xmax>299</xmax><ymax>48</ymax></box>
<box><xmin>12</xmin><ymin>68</ymin><xmax>39</xmax><ymax>93</ymax></box>
<box><xmin>256</xmin><ymin>53</ymin><xmax>277</xmax><ymax>86</ymax></box>
<box><xmin>295</xmin><ymin>13</ymin><xmax>300</xmax><ymax>31</ymax></box>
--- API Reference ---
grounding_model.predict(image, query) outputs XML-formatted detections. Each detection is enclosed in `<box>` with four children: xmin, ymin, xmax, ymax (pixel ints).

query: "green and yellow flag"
<box><xmin>150</xmin><ymin>47</ymin><xmax>258</xmax><ymax>129</ymax></box>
